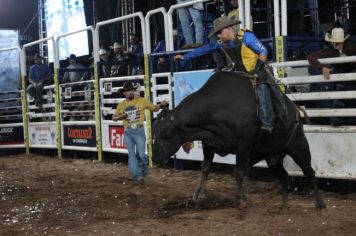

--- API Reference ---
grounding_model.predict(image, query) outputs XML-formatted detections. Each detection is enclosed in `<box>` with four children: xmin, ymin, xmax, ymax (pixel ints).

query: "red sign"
<box><xmin>109</xmin><ymin>126</ymin><xmax>126</xmax><ymax>149</ymax></box>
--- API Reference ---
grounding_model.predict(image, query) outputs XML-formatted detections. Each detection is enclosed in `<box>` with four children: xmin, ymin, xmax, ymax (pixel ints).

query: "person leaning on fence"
<box><xmin>307</xmin><ymin>27</ymin><xmax>356</xmax><ymax>126</ymax></box>
<box><xmin>113</xmin><ymin>81</ymin><xmax>168</xmax><ymax>183</ymax></box>
<box><xmin>26</xmin><ymin>53</ymin><xmax>53</xmax><ymax>110</ymax></box>
<box><xmin>174</xmin><ymin>16</ymin><xmax>287</xmax><ymax>133</ymax></box>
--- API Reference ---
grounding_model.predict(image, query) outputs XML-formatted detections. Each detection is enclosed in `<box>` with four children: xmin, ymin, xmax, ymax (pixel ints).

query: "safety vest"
<box><xmin>221</xmin><ymin>29</ymin><xmax>259</xmax><ymax>73</ymax></box>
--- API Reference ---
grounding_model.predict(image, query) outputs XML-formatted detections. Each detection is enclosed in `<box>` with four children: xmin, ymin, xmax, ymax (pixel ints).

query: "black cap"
<box><xmin>67</xmin><ymin>54</ymin><xmax>77</xmax><ymax>59</ymax></box>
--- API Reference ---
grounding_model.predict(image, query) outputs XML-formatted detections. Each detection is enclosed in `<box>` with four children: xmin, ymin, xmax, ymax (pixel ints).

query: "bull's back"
<box><xmin>176</xmin><ymin>71</ymin><xmax>258</xmax><ymax>138</ymax></box>
<box><xmin>198</xmin><ymin>71</ymin><xmax>257</xmax><ymax>115</ymax></box>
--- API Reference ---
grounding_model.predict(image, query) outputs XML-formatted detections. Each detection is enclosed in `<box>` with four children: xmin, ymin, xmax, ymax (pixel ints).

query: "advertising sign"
<box><xmin>174</xmin><ymin>70</ymin><xmax>213</xmax><ymax>105</ymax></box>
<box><xmin>109</xmin><ymin>126</ymin><xmax>126</xmax><ymax>149</ymax></box>
<box><xmin>29</xmin><ymin>124</ymin><xmax>57</xmax><ymax>146</ymax></box>
<box><xmin>63</xmin><ymin>125</ymin><xmax>96</xmax><ymax>147</ymax></box>
<box><xmin>0</xmin><ymin>126</ymin><xmax>24</xmax><ymax>145</ymax></box>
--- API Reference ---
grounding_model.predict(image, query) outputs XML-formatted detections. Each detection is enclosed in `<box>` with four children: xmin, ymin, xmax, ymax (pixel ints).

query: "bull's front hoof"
<box><xmin>316</xmin><ymin>201</ymin><xmax>327</xmax><ymax>210</ymax></box>
<box><xmin>237</xmin><ymin>201</ymin><xmax>247</xmax><ymax>209</ymax></box>
<box><xmin>279</xmin><ymin>203</ymin><xmax>289</xmax><ymax>213</ymax></box>
<box><xmin>192</xmin><ymin>186</ymin><xmax>207</xmax><ymax>202</ymax></box>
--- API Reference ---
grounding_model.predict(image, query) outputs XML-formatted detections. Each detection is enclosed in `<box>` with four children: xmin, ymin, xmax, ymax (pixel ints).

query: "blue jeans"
<box><xmin>124</xmin><ymin>127</ymin><xmax>148</xmax><ymax>181</ymax></box>
<box><xmin>177</xmin><ymin>0</ymin><xmax>204</xmax><ymax>45</ymax></box>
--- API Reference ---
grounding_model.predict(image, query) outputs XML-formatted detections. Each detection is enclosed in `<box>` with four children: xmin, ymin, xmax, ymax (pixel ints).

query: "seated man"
<box><xmin>26</xmin><ymin>53</ymin><xmax>52</xmax><ymax>110</ymax></box>
<box><xmin>62</xmin><ymin>54</ymin><xmax>88</xmax><ymax>83</ymax></box>
<box><xmin>307</xmin><ymin>27</ymin><xmax>356</xmax><ymax>126</ymax></box>
<box><xmin>175</xmin><ymin>16</ymin><xmax>287</xmax><ymax>133</ymax></box>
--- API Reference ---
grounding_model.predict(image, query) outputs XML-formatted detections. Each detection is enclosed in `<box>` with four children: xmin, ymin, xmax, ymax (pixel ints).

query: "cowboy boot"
<box><xmin>256</xmin><ymin>84</ymin><xmax>274</xmax><ymax>133</ymax></box>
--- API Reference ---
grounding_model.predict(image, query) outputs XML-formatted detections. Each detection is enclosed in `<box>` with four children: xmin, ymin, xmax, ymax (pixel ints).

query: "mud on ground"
<box><xmin>1</xmin><ymin>154</ymin><xmax>356</xmax><ymax>236</ymax></box>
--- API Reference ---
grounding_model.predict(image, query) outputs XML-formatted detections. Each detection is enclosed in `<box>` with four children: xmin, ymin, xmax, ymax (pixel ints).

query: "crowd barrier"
<box><xmin>0</xmin><ymin>2</ymin><xmax>355</xmax><ymax>179</ymax></box>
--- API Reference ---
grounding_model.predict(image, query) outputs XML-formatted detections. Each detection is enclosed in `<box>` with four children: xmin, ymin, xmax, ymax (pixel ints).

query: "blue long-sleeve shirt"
<box><xmin>29</xmin><ymin>64</ymin><xmax>51</xmax><ymax>83</ymax></box>
<box><xmin>182</xmin><ymin>31</ymin><xmax>267</xmax><ymax>72</ymax></box>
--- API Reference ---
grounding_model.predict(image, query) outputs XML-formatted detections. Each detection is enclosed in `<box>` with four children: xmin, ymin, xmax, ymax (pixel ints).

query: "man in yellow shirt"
<box><xmin>113</xmin><ymin>81</ymin><xmax>168</xmax><ymax>182</ymax></box>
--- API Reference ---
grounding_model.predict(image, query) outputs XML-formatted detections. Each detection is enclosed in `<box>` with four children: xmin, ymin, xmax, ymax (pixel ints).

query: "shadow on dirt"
<box><xmin>153</xmin><ymin>195</ymin><xmax>235</xmax><ymax>218</ymax></box>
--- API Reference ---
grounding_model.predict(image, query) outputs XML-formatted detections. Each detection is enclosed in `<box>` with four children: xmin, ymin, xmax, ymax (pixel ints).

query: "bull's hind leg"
<box><xmin>192</xmin><ymin>145</ymin><xmax>214</xmax><ymax>201</ymax></box>
<box><xmin>287</xmin><ymin>133</ymin><xmax>326</xmax><ymax>210</ymax></box>
<box><xmin>267</xmin><ymin>155</ymin><xmax>291</xmax><ymax>210</ymax></box>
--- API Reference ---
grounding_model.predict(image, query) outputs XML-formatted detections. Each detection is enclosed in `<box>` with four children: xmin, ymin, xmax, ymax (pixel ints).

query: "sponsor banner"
<box><xmin>0</xmin><ymin>126</ymin><xmax>24</xmax><ymax>145</ymax></box>
<box><xmin>109</xmin><ymin>126</ymin><xmax>127</xmax><ymax>149</ymax></box>
<box><xmin>63</xmin><ymin>125</ymin><xmax>96</xmax><ymax>147</ymax></box>
<box><xmin>29</xmin><ymin>124</ymin><xmax>57</xmax><ymax>146</ymax></box>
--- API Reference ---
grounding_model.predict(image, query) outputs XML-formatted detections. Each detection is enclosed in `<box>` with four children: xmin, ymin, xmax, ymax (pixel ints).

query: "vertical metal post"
<box><xmin>238</xmin><ymin>0</ymin><xmax>245</xmax><ymax>28</ymax></box>
<box><xmin>281</xmin><ymin>0</ymin><xmax>287</xmax><ymax>36</ymax></box>
<box><xmin>273</xmin><ymin>0</ymin><xmax>280</xmax><ymax>37</ymax></box>
<box><xmin>53</xmin><ymin>38</ymin><xmax>62</xmax><ymax>159</ymax></box>
<box><xmin>245</xmin><ymin>0</ymin><xmax>251</xmax><ymax>30</ymax></box>
<box><xmin>93</xmin><ymin>29</ymin><xmax>103</xmax><ymax>161</ymax></box>
<box><xmin>19</xmin><ymin>48</ymin><xmax>30</xmax><ymax>156</ymax></box>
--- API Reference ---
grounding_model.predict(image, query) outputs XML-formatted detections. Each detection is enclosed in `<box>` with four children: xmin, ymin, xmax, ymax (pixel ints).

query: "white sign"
<box><xmin>29</xmin><ymin>124</ymin><xmax>57</xmax><ymax>146</ymax></box>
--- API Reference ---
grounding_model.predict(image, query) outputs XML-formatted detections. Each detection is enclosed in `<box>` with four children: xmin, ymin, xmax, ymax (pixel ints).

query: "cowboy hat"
<box><xmin>110</xmin><ymin>42</ymin><xmax>124</xmax><ymax>49</ymax></box>
<box><xmin>208</xmin><ymin>16</ymin><xmax>241</xmax><ymax>38</ymax></box>
<box><xmin>99</xmin><ymin>49</ymin><xmax>107</xmax><ymax>55</ymax></box>
<box><xmin>89</xmin><ymin>49</ymin><xmax>107</xmax><ymax>60</ymax></box>
<box><xmin>325</xmin><ymin>27</ymin><xmax>350</xmax><ymax>43</ymax></box>
<box><xmin>33</xmin><ymin>53</ymin><xmax>43</xmax><ymax>60</ymax></box>
<box><xmin>119</xmin><ymin>81</ymin><xmax>135</xmax><ymax>95</ymax></box>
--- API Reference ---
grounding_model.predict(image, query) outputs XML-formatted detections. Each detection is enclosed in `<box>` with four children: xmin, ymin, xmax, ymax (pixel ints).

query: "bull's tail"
<box><xmin>295</xmin><ymin>104</ymin><xmax>311</xmax><ymax>125</ymax></box>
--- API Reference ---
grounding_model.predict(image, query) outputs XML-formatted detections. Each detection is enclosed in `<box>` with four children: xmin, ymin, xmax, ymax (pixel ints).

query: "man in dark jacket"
<box><xmin>308</xmin><ymin>27</ymin><xmax>356</xmax><ymax>126</ymax></box>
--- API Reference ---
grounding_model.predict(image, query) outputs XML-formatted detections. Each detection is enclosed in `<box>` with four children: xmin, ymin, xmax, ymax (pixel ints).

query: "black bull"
<box><xmin>152</xmin><ymin>71</ymin><xmax>326</xmax><ymax>210</ymax></box>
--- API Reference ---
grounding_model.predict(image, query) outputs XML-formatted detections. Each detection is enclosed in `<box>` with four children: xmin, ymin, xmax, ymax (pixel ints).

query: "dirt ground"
<box><xmin>1</xmin><ymin>154</ymin><xmax>356</xmax><ymax>236</ymax></box>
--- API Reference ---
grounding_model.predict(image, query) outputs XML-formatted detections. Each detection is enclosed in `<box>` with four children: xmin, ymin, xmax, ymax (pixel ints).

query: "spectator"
<box><xmin>89</xmin><ymin>49</ymin><xmax>111</xmax><ymax>79</ymax></box>
<box><xmin>110</xmin><ymin>42</ymin><xmax>132</xmax><ymax>77</ymax></box>
<box><xmin>128</xmin><ymin>35</ymin><xmax>144</xmax><ymax>75</ymax></box>
<box><xmin>298</xmin><ymin>0</ymin><xmax>322</xmax><ymax>36</ymax></box>
<box><xmin>112</xmin><ymin>81</ymin><xmax>168</xmax><ymax>183</ymax></box>
<box><xmin>62</xmin><ymin>54</ymin><xmax>88</xmax><ymax>83</ymax></box>
<box><xmin>26</xmin><ymin>53</ymin><xmax>52</xmax><ymax>110</ymax></box>
<box><xmin>98</xmin><ymin>49</ymin><xmax>111</xmax><ymax>78</ymax></box>
<box><xmin>227</xmin><ymin>0</ymin><xmax>253</xmax><ymax>31</ymax></box>
<box><xmin>153</xmin><ymin>29</ymin><xmax>182</xmax><ymax>72</ymax></box>
<box><xmin>307</xmin><ymin>27</ymin><xmax>356</xmax><ymax>126</ymax></box>
<box><xmin>177</xmin><ymin>0</ymin><xmax>204</xmax><ymax>48</ymax></box>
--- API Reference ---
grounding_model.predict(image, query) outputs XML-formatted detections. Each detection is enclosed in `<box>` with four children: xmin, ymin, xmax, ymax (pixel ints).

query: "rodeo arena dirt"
<box><xmin>0</xmin><ymin>154</ymin><xmax>356</xmax><ymax>235</ymax></box>
<box><xmin>2</xmin><ymin>0</ymin><xmax>356</xmax><ymax>235</ymax></box>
